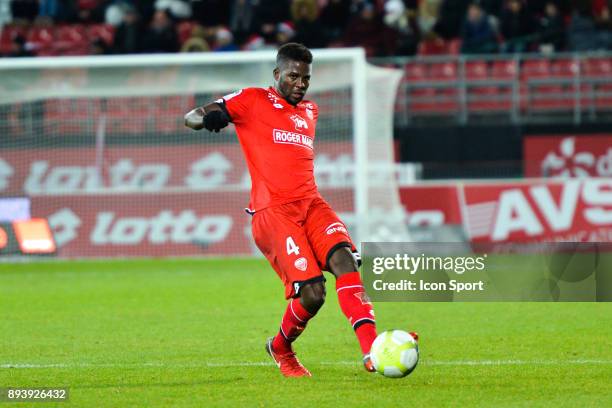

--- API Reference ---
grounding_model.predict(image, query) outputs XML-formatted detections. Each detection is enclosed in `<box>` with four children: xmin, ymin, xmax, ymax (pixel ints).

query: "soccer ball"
<box><xmin>370</xmin><ymin>330</ymin><xmax>419</xmax><ymax>378</ymax></box>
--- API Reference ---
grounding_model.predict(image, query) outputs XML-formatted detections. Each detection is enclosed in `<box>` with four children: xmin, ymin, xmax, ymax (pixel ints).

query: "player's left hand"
<box><xmin>204</xmin><ymin>110</ymin><xmax>229</xmax><ymax>132</ymax></box>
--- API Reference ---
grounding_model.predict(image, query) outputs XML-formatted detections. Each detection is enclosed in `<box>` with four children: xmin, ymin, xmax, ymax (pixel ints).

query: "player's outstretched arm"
<box><xmin>184</xmin><ymin>102</ymin><xmax>229</xmax><ymax>132</ymax></box>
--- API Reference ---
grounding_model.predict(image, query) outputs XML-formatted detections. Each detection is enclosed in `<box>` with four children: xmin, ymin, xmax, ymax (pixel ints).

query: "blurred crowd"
<box><xmin>1</xmin><ymin>0</ymin><xmax>611</xmax><ymax>58</ymax></box>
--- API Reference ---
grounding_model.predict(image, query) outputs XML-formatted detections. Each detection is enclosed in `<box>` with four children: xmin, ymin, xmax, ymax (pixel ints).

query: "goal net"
<box><xmin>0</xmin><ymin>49</ymin><xmax>406</xmax><ymax>258</ymax></box>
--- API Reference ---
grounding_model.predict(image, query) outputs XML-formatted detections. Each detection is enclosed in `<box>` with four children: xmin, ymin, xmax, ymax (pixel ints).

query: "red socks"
<box><xmin>336</xmin><ymin>271</ymin><xmax>377</xmax><ymax>355</ymax></box>
<box><xmin>272</xmin><ymin>272</ymin><xmax>377</xmax><ymax>356</ymax></box>
<box><xmin>272</xmin><ymin>297</ymin><xmax>313</xmax><ymax>354</ymax></box>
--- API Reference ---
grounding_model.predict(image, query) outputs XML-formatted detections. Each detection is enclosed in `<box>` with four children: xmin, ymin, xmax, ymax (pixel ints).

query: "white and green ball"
<box><xmin>370</xmin><ymin>330</ymin><xmax>419</xmax><ymax>378</ymax></box>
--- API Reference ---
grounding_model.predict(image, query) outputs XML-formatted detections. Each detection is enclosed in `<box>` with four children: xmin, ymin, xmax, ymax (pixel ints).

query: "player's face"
<box><xmin>274</xmin><ymin>60</ymin><xmax>311</xmax><ymax>105</ymax></box>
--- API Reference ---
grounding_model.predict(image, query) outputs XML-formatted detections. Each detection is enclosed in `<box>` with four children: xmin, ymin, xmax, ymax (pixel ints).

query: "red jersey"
<box><xmin>220</xmin><ymin>87</ymin><xmax>321</xmax><ymax>212</ymax></box>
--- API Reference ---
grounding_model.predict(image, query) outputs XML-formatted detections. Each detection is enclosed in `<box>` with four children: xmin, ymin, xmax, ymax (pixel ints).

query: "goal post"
<box><xmin>0</xmin><ymin>49</ymin><xmax>407</xmax><ymax>258</ymax></box>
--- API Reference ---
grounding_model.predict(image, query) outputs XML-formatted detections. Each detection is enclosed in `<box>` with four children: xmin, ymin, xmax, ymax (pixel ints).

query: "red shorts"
<box><xmin>251</xmin><ymin>197</ymin><xmax>357</xmax><ymax>299</ymax></box>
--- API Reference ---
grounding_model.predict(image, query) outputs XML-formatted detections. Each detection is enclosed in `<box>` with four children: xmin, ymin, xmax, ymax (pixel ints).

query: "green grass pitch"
<box><xmin>1</xmin><ymin>258</ymin><xmax>611</xmax><ymax>407</ymax></box>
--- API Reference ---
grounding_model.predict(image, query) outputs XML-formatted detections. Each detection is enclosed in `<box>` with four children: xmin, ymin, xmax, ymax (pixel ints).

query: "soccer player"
<box><xmin>185</xmin><ymin>43</ymin><xmax>394</xmax><ymax>377</ymax></box>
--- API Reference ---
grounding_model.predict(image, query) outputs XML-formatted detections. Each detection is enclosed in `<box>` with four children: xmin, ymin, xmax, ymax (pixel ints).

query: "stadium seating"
<box><xmin>491</xmin><ymin>60</ymin><xmax>518</xmax><ymax>80</ymax></box>
<box><xmin>27</xmin><ymin>25</ymin><xmax>55</xmax><ymax>52</ymax></box>
<box><xmin>417</xmin><ymin>39</ymin><xmax>461</xmax><ymax>56</ymax></box>
<box><xmin>3</xmin><ymin>18</ymin><xmax>610</xmax><ymax>125</ymax></box>
<box><xmin>398</xmin><ymin>53</ymin><xmax>612</xmax><ymax>120</ymax></box>
<box><xmin>0</xmin><ymin>23</ymin><xmax>114</xmax><ymax>56</ymax></box>
<box><xmin>583</xmin><ymin>57</ymin><xmax>612</xmax><ymax>110</ymax></box>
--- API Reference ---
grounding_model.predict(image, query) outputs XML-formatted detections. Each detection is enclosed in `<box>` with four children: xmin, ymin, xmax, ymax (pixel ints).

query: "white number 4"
<box><xmin>286</xmin><ymin>236</ymin><xmax>300</xmax><ymax>255</ymax></box>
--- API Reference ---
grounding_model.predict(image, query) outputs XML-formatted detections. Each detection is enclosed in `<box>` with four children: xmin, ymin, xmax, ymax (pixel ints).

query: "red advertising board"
<box><xmin>463</xmin><ymin>179</ymin><xmax>612</xmax><ymax>243</ymax></box>
<box><xmin>3</xmin><ymin>144</ymin><xmax>612</xmax><ymax>257</ymax></box>
<box><xmin>0</xmin><ymin>143</ymin><xmax>354</xmax><ymax>257</ymax></box>
<box><xmin>31</xmin><ymin>193</ymin><xmax>253</xmax><ymax>257</ymax></box>
<box><xmin>0</xmin><ymin>143</ymin><xmax>354</xmax><ymax>196</ymax></box>
<box><xmin>398</xmin><ymin>185</ymin><xmax>462</xmax><ymax>226</ymax></box>
<box><xmin>19</xmin><ymin>179</ymin><xmax>612</xmax><ymax>257</ymax></box>
<box><xmin>524</xmin><ymin>134</ymin><xmax>612</xmax><ymax>177</ymax></box>
<box><xmin>30</xmin><ymin>189</ymin><xmax>355</xmax><ymax>258</ymax></box>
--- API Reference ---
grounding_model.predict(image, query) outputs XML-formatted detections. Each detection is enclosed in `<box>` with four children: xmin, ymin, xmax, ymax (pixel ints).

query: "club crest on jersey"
<box><xmin>290</xmin><ymin>114</ymin><xmax>309</xmax><ymax>130</ymax></box>
<box><xmin>305</xmin><ymin>108</ymin><xmax>314</xmax><ymax>120</ymax></box>
<box><xmin>294</xmin><ymin>257</ymin><xmax>308</xmax><ymax>271</ymax></box>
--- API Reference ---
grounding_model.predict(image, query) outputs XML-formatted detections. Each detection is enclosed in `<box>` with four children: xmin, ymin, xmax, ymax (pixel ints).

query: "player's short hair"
<box><xmin>276</xmin><ymin>43</ymin><xmax>313</xmax><ymax>67</ymax></box>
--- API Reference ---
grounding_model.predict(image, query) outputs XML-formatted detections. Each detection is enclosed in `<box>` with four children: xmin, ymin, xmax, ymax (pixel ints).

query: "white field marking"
<box><xmin>1</xmin><ymin>359</ymin><xmax>612</xmax><ymax>369</ymax></box>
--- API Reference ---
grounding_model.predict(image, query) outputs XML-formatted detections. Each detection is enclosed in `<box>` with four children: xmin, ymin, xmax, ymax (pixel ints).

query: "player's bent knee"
<box><xmin>300</xmin><ymin>282</ymin><xmax>326</xmax><ymax>314</ymax></box>
<box><xmin>328</xmin><ymin>246</ymin><xmax>358</xmax><ymax>277</ymax></box>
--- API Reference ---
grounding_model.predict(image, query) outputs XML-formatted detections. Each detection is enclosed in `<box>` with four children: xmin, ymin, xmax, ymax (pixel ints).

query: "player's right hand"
<box><xmin>204</xmin><ymin>110</ymin><xmax>229</xmax><ymax>132</ymax></box>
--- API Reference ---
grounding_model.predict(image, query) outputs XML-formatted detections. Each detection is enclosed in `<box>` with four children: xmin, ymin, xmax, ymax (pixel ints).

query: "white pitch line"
<box><xmin>1</xmin><ymin>360</ymin><xmax>611</xmax><ymax>369</ymax></box>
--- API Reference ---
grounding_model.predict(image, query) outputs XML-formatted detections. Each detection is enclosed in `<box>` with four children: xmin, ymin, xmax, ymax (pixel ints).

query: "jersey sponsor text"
<box><xmin>273</xmin><ymin>129</ymin><xmax>314</xmax><ymax>150</ymax></box>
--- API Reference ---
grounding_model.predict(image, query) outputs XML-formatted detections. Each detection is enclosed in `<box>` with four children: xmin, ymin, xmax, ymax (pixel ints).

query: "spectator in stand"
<box><xmin>213</xmin><ymin>26</ymin><xmax>239</xmax><ymax>51</ymax></box>
<box><xmin>254</xmin><ymin>0</ymin><xmax>290</xmax><ymax>27</ymax></box>
<box><xmin>155</xmin><ymin>0</ymin><xmax>191</xmax><ymax>20</ymax></box>
<box><xmin>537</xmin><ymin>1</ymin><xmax>565</xmax><ymax>52</ymax></box>
<box><xmin>291</xmin><ymin>0</ymin><xmax>326</xmax><ymax>49</ymax></box>
<box><xmin>8</xmin><ymin>33</ymin><xmax>34</xmax><ymax>56</ymax></box>
<box><xmin>434</xmin><ymin>0</ymin><xmax>471</xmax><ymax>39</ymax></box>
<box><xmin>38</xmin><ymin>0</ymin><xmax>78</xmax><ymax>23</ymax></box>
<box><xmin>141</xmin><ymin>9</ymin><xmax>179</xmax><ymax>53</ymax></box>
<box><xmin>250</xmin><ymin>0</ymin><xmax>290</xmax><ymax>49</ymax></box>
<box><xmin>180</xmin><ymin>24</ymin><xmax>210</xmax><ymax>52</ymax></box>
<box><xmin>460</xmin><ymin>2</ymin><xmax>498</xmax><ymax>54</ymax></box>
<box><xmin>319</xmin><ymin>0</ymin><xmax>351</xmax><ymax>45</ymax></box>
<box><xmin>525</xmin><ymin>0</ymin><xmax>571</xmax><ymax>17</ymax></box>
<box><xmin>594</xmin><ymin>1</ymin><xmax>612</xmax><ymax>49</ymax></box>
<box><xmin>230</xmin><ymin>0</ymin><xmax>256</xmax><ymax>46</ymax></box>
<box><xmin>112</xmin><ymin>5</ymin><xmax>142</xmax><ymax>54</ymax></box>
<box><xmin>500</xmin><ymin>0</ymin><xmax>534</xmax><ymax>53</ymax></box>
<box><xmin>384</xmin><ymin>0</ymin><xmax>420</xmax><ymax>55</ymax></box>
<box><xmin>258</xmin><ymin>22</ymin><xmax>278</xmax><ymax>46</ymax></box>
<box><xmin>76</xmin><ymin>0</ymin><xmax>107</xmax><ymax>23</ymax></box>
<box><xmin>10</xmin><ymin>0</ymin><xmax>39</xmax><ymax>22</ymax></box>
<box><xmin>276</xmin><ymin>21</ymin><xmax>295</xmax><ymax>45</ymax></box>
<box><xmin>567</xmin><ymin>2</ymin><xmax>604</xmax><ymax>50</ymax></box>
<box><xmin>418</xmin><ymin>0</ymin><xmax>442</xmax><ymax>39</ymax></box>
<box><xmin>130</xmin><ymin>1</ymin><xmax>154</xmax><ymax>23</ymax></box>
<box><xmin>479</xmin><ymin>0</ymin><xmax>503</xmax><ymax>17</ymax></box>
<box><xmin>90</xmin><ymin>37</ymin><xmax>110</xmax><ymax>54</ymax></box>
<box><xmin>341</xmin><ymin>0</ymin><xmax>387</xmax><ymax>56</ymax></box>
<box><xmin>106</xmin><ymin>1</ymin><xmax>129</xmax><ymax>26</ymax></box>
<box><xmin>192</xmin><ymin>0</ymin><xmax>230</xmax><ymax>27</ymax></box>
<box><xmin>253</xmin><ymin>0</ymin><xmax>290</xmax><ymax>47</ymax></box>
